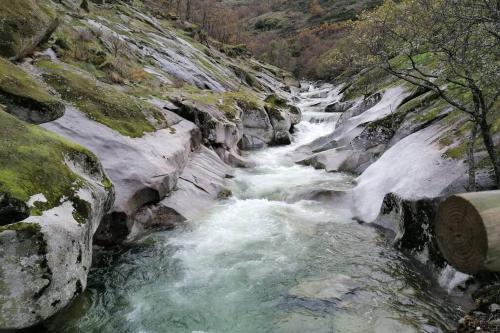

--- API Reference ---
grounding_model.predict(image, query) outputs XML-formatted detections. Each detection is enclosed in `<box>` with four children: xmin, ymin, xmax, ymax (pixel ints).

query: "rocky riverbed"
<box><xmin>39</xmin><ymin>84</ymin><xmax>467</xmax><ymax>333</ymax></box>
<box><xmin>1</xmin><ymin>1</ymin><xmax>499</xmax><ymax>332</ymax></box>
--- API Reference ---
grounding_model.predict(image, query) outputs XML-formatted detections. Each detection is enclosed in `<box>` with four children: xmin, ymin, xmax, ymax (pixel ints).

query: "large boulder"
<box><xmin>298</xmin><ymin>148</ymin><xmax>373</xmax><ymax>174</ymax></box>
<box><xmin>0</xmin><ymin>58</ymin><xmax>64</xmax><ymax>123</ymax></box>
<box><xmin>264</xmin><ymin>94</ymin><xmax>301</xmax><ymax>146</ymax></box>
<box><xmin>170</xmin><ymin>98</ymin><xmax>243</xmax><ymax>153</ymax></box>
<box><xmin>240</xmin><ymin>102</ymin><xmax>274</xmax><ymax>150</ymax></box>
<box><xmin>128</xmin><ymin>146</ymin><xmax>232</xmax><ymax>240</ymax></box>
<box><xmin>0</xmin><ymin>109</ymin><xmax>113</xmax><ymax>330</ymax></box>
<box><xmin>42</xmin><ymin>105</ymin><xmax>200</xmax><ymax>245</ymax></box>
<box><xmin>0</xmin><ymin>0</ymin><xmax>59</xmax><ymax>60</ymax></box>
<box><xmin>375</xmin><ymin>193</ymin><xmax>446</xmax><ymax>266</ymax></box>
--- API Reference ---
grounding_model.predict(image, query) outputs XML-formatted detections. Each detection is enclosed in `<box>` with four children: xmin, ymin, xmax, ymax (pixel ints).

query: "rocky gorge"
<box><xmin>0</xmin><ymin>0</ymin><xmax>499</xmax><ymax>332</ymax></box>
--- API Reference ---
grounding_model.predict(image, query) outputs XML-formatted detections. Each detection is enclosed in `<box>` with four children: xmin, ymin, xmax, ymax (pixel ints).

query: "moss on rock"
<box><xmin>0</xmin><ymin>221</ymin><xmax>41</xmax><ymax>234</ymax></box>
<box><xmin>264</xmin><ymin>93</ymin><xmax>299</xmax><ymax>119</ymax></box>
<box><xmin>38</xmin><ymin>60</ymin><xmax>166</xmax><ymax>137</ymax></box>
<box><xmin>0</xmin><ymin>0</ymin><xmax>59</xmax><ymax>59</ymax></box>
<box><xmin>0</xmin><ymin>108</ymin><xmax>104</xmax><ymax>218</ymax></box>
<box><xmin>0</xmin><ymin>57</ymin><xmax>64</xmax><ymax>123</ymax></box>
<box><xmin>342</xmin><ymin>67</ymin><xmax>395</xmax><ymax>101</ymax></box>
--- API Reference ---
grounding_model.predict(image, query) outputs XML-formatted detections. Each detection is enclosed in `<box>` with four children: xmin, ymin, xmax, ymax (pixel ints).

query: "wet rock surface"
<box><xmin>0</xmin><ymin>0</ymin><xmax>298</xmax><ymax>328</ymax></box>
<box><xmin>38</xmin><ymin>83</ymin><xmax>461</xmax><ymax>333</ymax></box>
<box><xmin>0</xmin><ymin>0</ymin><xmax>496</xmax><ymax>329</ymax></box>
<box><xmin>288</xmin><ymin>274</ymin><xmax>359</xmax><ymax>301</ymax></box>
<box><xmin>457</xmin><ymin>283</ymin><xmax>500</xmax><ymax>333</ymax></box>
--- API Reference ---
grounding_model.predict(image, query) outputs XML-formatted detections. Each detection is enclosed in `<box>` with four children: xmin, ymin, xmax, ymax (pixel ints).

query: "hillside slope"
<box><xmin>222</xmin><ymin>0</ymin><xmax>382</xmax><ymax>77</ymax></box>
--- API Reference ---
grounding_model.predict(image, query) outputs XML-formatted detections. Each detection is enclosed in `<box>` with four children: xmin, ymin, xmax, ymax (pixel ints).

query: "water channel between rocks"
<box><xmin>45</xmin><ymin>85</ymin><xmax>462</xmax><ymax>333</ymax></box>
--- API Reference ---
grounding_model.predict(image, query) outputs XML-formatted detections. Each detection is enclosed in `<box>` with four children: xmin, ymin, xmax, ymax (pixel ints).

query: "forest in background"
<box><xmin>142</xmin><ymin>0</ymin><xmax>382</xmax><ymax>79</ymax></box>
<box><xmin>148</xmin><ymin>0</ymin><xmax>498</xmax><ymax>190</ymax></box>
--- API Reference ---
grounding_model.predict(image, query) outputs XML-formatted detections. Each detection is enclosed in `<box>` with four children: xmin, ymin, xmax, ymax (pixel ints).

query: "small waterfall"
<box><xmin>46</xmin><ymin>83</ymin><xmax>461</xmax><ymax>333</ymax></box>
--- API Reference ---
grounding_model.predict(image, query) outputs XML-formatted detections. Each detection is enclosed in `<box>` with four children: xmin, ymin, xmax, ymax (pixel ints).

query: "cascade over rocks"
<box><xmin>2</xmin><ymin>0</ymin><xmax>493</xmax><ymax>328</ymax></box>
<box><xmin>294</xmin><ymin>68</ymin><xmax>498</xmax><ymax>279</ymax></box>
<box><xmin>0</xmin><ymin>0</ymin><xmax>298</xmax><ymax>328</ymax></box>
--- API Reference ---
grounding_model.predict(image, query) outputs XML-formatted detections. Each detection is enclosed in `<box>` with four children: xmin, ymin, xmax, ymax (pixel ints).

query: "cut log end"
<box><xmin>435</xmin><ymin>195</ymin><xmax>488</xmax><ymax>274</ymax></box>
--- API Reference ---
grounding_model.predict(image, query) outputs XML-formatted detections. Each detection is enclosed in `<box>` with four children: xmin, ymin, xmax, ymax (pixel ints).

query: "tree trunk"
<box><xmin>467</xmin><ymin>121</ymin><xmax>479</xmax><ymax>191</ymax></box>
<box><xmin>435</xmin><ymin>190</ymin><xmax>500</xmax><ymax>274</ymax></box>
<box><xmin>478</xmin><ymin>114</ymin><xmax>500</xmax><ymax>188</ymax></box>
<box><xmin>186</xmin><ymin>0</ymin><xmax>191</xmax><ymax>21</ymax></box>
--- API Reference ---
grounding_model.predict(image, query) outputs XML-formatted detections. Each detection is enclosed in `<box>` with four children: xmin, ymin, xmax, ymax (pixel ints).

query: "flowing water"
<box><xmin>45</xmin><ymin>85</ymin><xmax>461</xmax><ymax>333</ymax></box>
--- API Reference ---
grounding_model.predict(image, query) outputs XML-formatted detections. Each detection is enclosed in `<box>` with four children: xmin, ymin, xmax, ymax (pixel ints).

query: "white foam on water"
<box><xmin>56</xmin><ymin>83</ymin><xmax>460</xmax><ymax>333</ymax></box>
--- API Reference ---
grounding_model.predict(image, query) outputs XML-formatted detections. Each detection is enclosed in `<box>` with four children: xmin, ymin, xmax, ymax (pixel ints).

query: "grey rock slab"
<box><xmin>42</xmin><ymin>106</ymin><xmax>200</xmax><ymax>218</ymax></box>
<box><xmin>156</xmin><ymin>146</ymin><xmax>232</xmax><ymax>220</ymax></box>
<box><xmin>352</xmin><ymin>124</ymin><xmax>466</xmax><ymax>223</ymax></box>
<box><xmin>299</xmin><ymin>148</ymin><xmax>369</xmax><ymax>173</ymax></box>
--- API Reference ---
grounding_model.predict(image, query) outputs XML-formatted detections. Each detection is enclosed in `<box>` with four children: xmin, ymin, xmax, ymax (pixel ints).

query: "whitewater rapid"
<box><xmin>46</xmin><ymin>84</ymin><xmax>460</xmax><ymax>333</ymax></box>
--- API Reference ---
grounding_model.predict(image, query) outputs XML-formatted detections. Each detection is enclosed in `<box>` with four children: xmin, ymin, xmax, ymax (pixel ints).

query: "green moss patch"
<box><xmin>342</xmin><ymin>67</ymin><xmax>396</xmax><ymax>101</ymax></box>
<box><xmin>444</xmin><ymin>142</ymin><xmax>467</xmax><ymax>160</ymax></box>
<box><xmin>0</xmin><ymin>57</ymin><xmax>64</xmax><ymax>122</ymax></box>
<box><xmin>170</xmin><ymin>86</ymin><xmax>265</xmax><ymax>121</ymax></box>
<box><xmin>37</xmin><ymin>60</ymin><xmax>166</xmax><ymax>137</ymax></box>
<box><xmin>264</xmin><ymin>93</ymin><xmax>299</xmax><ymax>116</ymax></box>
<box><xmin>0</xmin><ymin>109</ymin><xmax>101</xmax><ymax>217</ymax></box>
<box><xmin>0</xmin><ymin>221</ymin><xmax>41</xmax><ymax>234</ymax></box>
<box><xmin>366</xmin><ymin>109</ymin><xmax>407</xmax><ymax>132</ymax></box>
<box><xmin>0</xmin><ymin>0</ymin><xmax>58</xmax><ymax>59</ymax></box>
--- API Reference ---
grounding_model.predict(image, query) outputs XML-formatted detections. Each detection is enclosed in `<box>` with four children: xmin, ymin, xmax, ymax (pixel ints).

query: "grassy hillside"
<box><xmin>219</xmin><ymin>0</ymin><xmax>382</xmax><ymax>78</ymax></box>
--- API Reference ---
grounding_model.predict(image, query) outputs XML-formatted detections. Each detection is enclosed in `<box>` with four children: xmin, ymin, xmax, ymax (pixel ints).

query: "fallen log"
<box><xmin>435</xmin><ymin>190</ymin><xmax>500</xmax><ymax>274</ymax></box>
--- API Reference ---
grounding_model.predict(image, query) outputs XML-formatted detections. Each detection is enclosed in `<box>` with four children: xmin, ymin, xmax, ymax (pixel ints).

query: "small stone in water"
<box><xmin>289</xmin><ymin>274</ymin><xmax>359</xmax><ymax>301</ymax></box>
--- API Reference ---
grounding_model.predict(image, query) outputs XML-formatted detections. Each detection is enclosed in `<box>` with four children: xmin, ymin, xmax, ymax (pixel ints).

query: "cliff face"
<box><xmin>0</xmin><ymin>0</ymin><xmax>298</xmax><ymax>329</ymax></box>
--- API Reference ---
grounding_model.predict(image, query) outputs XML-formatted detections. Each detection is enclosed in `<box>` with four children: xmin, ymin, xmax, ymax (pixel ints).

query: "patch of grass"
<box><xmin>37</xmin><ymin>60</ymin><xmax>166</xmax><ymax>137</ymax></box>
<box><xmin>408</xmin><ymin>94</ymin><xmax>449</xmax><ymax>124</ymax></box>
<box><xmin>0</xmin><ymin>57</ymin><xmax>63</xmax><ymax>118</ymax></box>
<box><xmin>0</xmin><ymin>221</ymin><xmax>41</xmax><ymax>234</ymax></box>
<box><xmin>444</xmin><ymin>142</ymin><xmax>467</xmax><ymax>160</ymax></box>
<box><xmin>219</xmin><ymin>43</ymin><xmax>248</xmax><ymax>58</ymax></box>
<box><xmin>342</xmin><ymin>67</ymin><xmax>395</xmax><ymax>101</ymax></box>
<box><xmin>171</xmin><ymin>86</ymin><xmax>264</xmax><ymax>120</ymax></box>
<box><xmin>0</xmin><ymin>0</ymin><xmax>57</xmax><ymax>59</ymax></box>
<box><xmin>264</xmin><ymin>93</ymin><xmax>300</xmax><ymax>115</ymax></box>
<box><xmin>389</xmin><ymin>52</ymin><xmax>440</xmax><ymax>71</ymax></box>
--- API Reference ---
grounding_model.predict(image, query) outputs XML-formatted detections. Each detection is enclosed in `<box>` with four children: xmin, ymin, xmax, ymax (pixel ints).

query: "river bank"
<box><xmin>38</xmin><ymin>84</ymin><xmax>468</xmax><ymax>333</ymax></box>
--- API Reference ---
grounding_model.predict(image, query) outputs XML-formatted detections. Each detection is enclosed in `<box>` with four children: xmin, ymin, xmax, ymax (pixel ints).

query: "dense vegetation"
<box><xmin>142</xmin><ymin>0</ymin><xmax>382</xmax><ymax>78</ymax></box>
<box><xmin>339</xmin><ymin>0</ymin><xmax>500</xmax><ymax>188</ymax></box>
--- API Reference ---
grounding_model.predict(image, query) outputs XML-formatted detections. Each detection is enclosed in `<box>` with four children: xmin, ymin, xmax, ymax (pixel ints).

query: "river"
<box><xmin>45</xmin><ymin>84</ymin><xmax>461</xmax><ymax>333</ymax></box>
